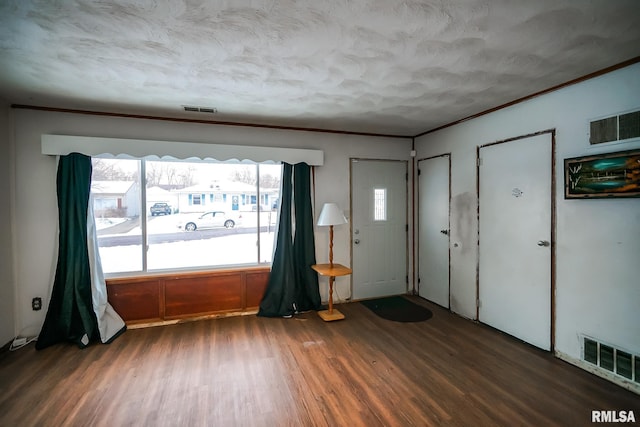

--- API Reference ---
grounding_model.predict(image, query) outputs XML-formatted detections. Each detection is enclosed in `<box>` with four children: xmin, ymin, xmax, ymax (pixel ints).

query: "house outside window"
<box><xmin>92</xmin><ymin>159</ymin><xmax>281</xmax><ymax>274</ymax></box>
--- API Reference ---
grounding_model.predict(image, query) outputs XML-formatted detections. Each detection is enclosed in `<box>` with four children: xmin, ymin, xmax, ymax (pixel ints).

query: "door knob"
<box><xmin>537</xmin><ymin>240</ymin><xmax>550</xmax><ymax>247</ymax></box>
<box><xmin>440</xmin><ymin>229</ymin><xmax>449</xmax><ymax>235</ymax></box>
<box><xmin>354</xmin><ymin>239</ymin><xmax>360</xmax><ymax>244</ymax></box>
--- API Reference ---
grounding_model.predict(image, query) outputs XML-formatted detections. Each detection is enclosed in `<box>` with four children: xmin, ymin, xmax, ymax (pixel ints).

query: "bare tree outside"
<box><xmin>229</xmin><ymin>166</ymin><xmax>257</xmax><ymax>185</ymax></box>
<box><xmin>92</xmin><ymin>159</ymin><xmax>135</xmax><ymax>181</ymax></box>
<box><xmin>229</xmin><ymin>165</ymin><xmax>280</xmax><ymax>188</ymax></box>
<box><xmin>177</xmin><ymin>165</ymin><xmax>196</xmax><ymax>188</ymax></box>
<box><xmin>165</xmin><ymin>165</ymin><xmax>179</xmax><ymax>186</ymax></box>
<box><xmin>146</xmin><ymin>162</ymin><xmax>196</xmax><ymax>188</ymax></box>
<box><xmin>259</xmin><ymin>172</ymin><xmax>280</xmax><ymax>189</ymax></box>
<box><xmin>146</xmin><ymin>162</ymin><xmax>164</xmax><ymax>187</ymax></box>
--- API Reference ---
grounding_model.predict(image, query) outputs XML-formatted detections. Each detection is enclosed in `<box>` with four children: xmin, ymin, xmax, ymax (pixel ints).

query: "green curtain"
<box><xmin>36</xmin><ymin>153</ymin><xmax>99</xmax><ymax>350</ymax></box>
<box><xmin>292</xmin><ymin>163</ymin><xmax>320</xmax><ymax>311</ymax></box>
<box><xmin>258</xmin><ymin>162</ymin><xmax>320</xmax><ymax>317</ymax></box>
<box><xmin>258</xmin><ymin>163</ymin><xmax>295</xmax><ymax>317</ymax></box>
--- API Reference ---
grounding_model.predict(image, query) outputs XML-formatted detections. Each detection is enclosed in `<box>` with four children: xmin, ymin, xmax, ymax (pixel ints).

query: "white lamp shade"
<box><xmin>317</xmin><ymin>203</ymin><xmax>347</xmax><ymax>226</ymax></box>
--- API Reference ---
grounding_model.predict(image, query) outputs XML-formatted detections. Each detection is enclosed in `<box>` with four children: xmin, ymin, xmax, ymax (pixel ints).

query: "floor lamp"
<box><xmin>314</xmin><ymin>203</ymin><xmax>351</xmax><ymax>321</ymax></box>
<box><xmin>318</xmin><ymin>203</ymin><xmax>347</xmax><ymax>267</ymax></box>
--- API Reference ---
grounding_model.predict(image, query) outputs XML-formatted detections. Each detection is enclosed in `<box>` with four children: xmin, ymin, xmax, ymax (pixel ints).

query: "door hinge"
<box><xmin>406</xmin><ymin>275</ymin><xmax>409</xmax><ymax>284</ymax></box>
<box><xmin>405</xmin><ymin>172</ymin><xmax>409</xmax><ymax>181</ymax></box>
<box><xmin>418</xmin><ymin>277</ymin><xmax>421</xmax><ymax>284</ymax></box>
<box><xmin>405</xmin><ymin>224</ymin><xmax>409</xmax><ymax>232</ymax></box>
<box><xmin>477</xmin><ymin>157</ymin><xmax>482</xmax><ymax>167</ymax></box>
<box><xmin>476</xmin><ymin>299</ymin><xmax>481</xmax><ymax>308</ymax></box>
<box><xmin>418</xmin><ymin>169</ymin><xmax>421</xmax><ymax>175</ymax></box>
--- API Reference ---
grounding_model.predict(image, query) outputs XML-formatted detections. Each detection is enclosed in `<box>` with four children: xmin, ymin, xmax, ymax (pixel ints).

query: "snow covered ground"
<box><xmin>98</xmin><ymin>213</ymin><xmax>277</xmax><ymax>273</ymax></box>
<box><xmin>95</xmin><ymin>217</ymin><xmax>127</xmax><ymax>230</ymax></box>
<box><xmin>100</xmin><ymin>232</ymin><xmax>276</xmax><ymax>273</ymax></box>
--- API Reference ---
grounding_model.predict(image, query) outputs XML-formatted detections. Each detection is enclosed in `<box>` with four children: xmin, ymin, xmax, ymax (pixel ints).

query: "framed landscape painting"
<box><xmin>564</xmin><ymin>149</ymin><xmax>640</xmax><ymax>199</ymax></box>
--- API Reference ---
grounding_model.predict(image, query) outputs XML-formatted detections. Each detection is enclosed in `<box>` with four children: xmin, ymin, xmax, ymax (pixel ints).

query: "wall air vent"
<box><xmin>182</xmin><ymin>105</ymin><xmax>218</xmax><ymax>114</ymax></box>
<box><xmin>590</xmin><ymin>109</ymin><xmax>640</xmax><ymax>144</ymax></box>
<box><xmin>583</xmin><ymin>336</ymin><xmax>639</xmax><ymax>383</ymax></box>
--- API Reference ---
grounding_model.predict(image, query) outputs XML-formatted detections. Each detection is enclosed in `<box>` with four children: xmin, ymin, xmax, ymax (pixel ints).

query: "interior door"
<box><xmin>418</xmin><ymin>155</ymin><xmax>450</xmax><ymax>308</ymax></box>
<box><xmin>351</xmin><ymin>159</ymin><xmax>407</xmax><ymax>300</ymax></box>
<box><xmin>478</xmin><ymin>133</ymin><xmax>553</xmax><ymax>350</ymax></box>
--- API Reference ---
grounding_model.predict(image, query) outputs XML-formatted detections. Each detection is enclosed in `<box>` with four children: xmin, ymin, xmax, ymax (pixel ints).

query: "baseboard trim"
<box><xmin>555</xmin><ymin>350</ymin><xmax>639</xmax><ymax>395</ymax></box>
<box><xmin>126</xmin><ymin>309</ymin><xmax>259</xmax><ymax>329</ymax></box>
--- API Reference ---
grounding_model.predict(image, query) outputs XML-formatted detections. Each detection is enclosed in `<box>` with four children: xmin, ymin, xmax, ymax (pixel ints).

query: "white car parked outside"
<box><xmin>177</xmin><ymin>211</ymin><xmax>242</xmax><ymax>231</ymax></box>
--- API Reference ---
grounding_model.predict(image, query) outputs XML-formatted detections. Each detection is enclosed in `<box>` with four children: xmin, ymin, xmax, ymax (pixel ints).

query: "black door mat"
<box><xmin>360</xmin><ymin>296</ymin><xmax>433</xmax><ymax>323</ymax></box>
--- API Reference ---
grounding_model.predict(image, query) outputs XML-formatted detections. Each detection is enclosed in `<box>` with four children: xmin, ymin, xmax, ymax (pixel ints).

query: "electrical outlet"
<box><xmin>32</xmin><ymin>297</ymin><xmax>42</xmax><ymax>311</ymax></box>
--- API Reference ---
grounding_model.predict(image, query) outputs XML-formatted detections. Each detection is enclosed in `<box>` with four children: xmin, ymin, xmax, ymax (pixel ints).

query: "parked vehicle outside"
<box><xmin>150</xmin><ymin>202</ymin><xmax>172</xmax><ymax>216</ymax></box>
<box><xmin>253</xmin><ymin>204</ymin><xmax>271</xmax><ymax>212</ymax></box>
<box><xmin>177</xmin><ymin>211</ymin><xmax>242</xmax><ymax>231</ymax></box>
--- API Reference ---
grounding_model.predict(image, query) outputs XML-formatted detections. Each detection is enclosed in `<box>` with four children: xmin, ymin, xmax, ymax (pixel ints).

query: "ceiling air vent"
<box><xmin>182</xmin><ymin>105</ymin><xmax>218</xmax><ymax>114</ymax></box>
<box><xmin>590</xmin><ymin>109</ymin><xmax>640</xmax><ymax>144</ymax></box>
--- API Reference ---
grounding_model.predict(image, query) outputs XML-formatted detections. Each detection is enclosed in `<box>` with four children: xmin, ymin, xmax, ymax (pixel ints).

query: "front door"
<box><xmin>418</xmin><ymin>155</ymin><xmax>451</xmax><ymax>308</ymax></box>
<box><xmin>478</xmin><ymin>132</ymin><xmax>553</xmax><ymax>350</ymax></box>
<box><xmin>351</xmin><ymin>159</ymin><xmax>408</xmax><ymax>300</ymax></box>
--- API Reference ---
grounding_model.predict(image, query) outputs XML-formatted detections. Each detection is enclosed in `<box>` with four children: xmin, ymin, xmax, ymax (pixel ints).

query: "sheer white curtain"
<box><xmin>87</xmin><ymin>201</ymin><xmax>126</xmax><ymax>343</ymax></box>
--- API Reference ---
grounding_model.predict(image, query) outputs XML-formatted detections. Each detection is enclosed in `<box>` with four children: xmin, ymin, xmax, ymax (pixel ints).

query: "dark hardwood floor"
<box><xmin>1</xmin><ymin>297</ymin><xmax>638</xmax><ymax>426</ymax></box>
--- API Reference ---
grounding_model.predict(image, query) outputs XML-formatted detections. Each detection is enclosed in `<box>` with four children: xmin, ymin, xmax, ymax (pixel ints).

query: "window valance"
<box><xmin>41</xmin><ymin>134</ymin><xmax>324</xmax><ymax>166</ymax></box>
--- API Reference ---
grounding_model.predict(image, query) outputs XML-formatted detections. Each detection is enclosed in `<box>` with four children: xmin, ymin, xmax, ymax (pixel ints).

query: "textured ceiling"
<box><xmin>1</xmin><ymin>0</ymin><xmax>639</xmax><ymax>136</ymax></box>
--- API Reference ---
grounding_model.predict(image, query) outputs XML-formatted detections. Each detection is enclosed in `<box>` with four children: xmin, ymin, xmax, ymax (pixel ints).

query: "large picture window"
<box><xmin>92</xmin><ymin>158</ymin><xmax>281</xmax><ymax>275</ymax></box>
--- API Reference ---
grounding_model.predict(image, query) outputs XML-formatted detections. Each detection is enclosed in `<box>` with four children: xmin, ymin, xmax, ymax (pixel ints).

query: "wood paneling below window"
<box><xmin>246</xmin><ymin>271</ymin><xmax>270</xmax><ymax>308</ymax></box>
<box><xmin>106</xmin><ymin>267</ymin><xmax>269</xmax><ymax>324</ymax></box>
<box><xmin>107</xmin><ymin>279</ymin><xmax>161</xmax><ymax>321</ymax></box>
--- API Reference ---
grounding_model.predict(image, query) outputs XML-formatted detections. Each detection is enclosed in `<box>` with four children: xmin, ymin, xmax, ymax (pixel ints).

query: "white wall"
<box><xmin>415</xmin><ymin>63</ymin><xmax>640</xmax><ymax>370</ymax></box>
<box><xmin>10</xmin><ymin>109</ymin><xmax>411</xmax><ymax>335</ymax></box>
<box><xmin>0</xmin><ymin>102</ymin><xmax>15</xmax><ymax>345</ymax></box>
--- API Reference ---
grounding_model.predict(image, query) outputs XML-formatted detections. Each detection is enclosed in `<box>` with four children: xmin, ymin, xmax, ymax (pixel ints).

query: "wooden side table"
<box><xmin>312</xmin><ymin>263</ymin><xmax>352</xmax><ymax>321</ymax></box>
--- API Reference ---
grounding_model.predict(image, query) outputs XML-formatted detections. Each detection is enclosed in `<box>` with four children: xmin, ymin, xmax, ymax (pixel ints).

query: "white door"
<box><xmin>418</xmin><ymin>155</ymin><xmax>450</xmax><ymax>308</ymax></box>
<box><xmin>351</xmin><ymin>159</ymin><xmax>407</xmax><ymax>300</ymax></box>
<box><xmin>478</xmin><ymin>133</ymin><xmax>552</xmax><ymax>350</ymax></box>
